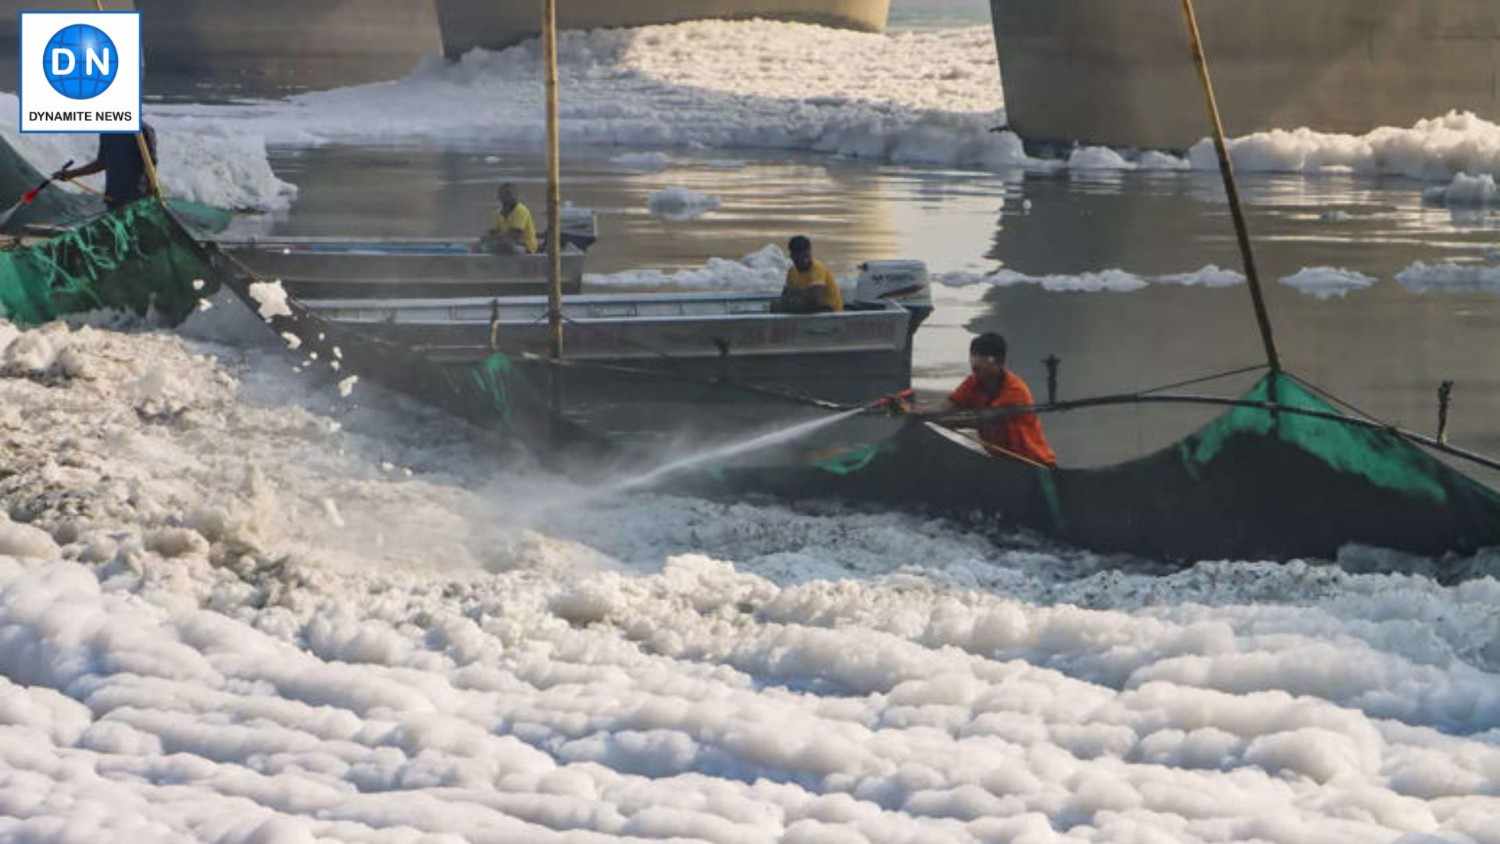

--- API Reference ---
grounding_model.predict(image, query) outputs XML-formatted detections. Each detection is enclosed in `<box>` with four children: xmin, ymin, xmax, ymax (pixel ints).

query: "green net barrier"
<box><xmin>0</xmin><ymin>136</ymin><xmax>91</xmax><ymax>231</ymax></box>
<box><xmin>811</xmin><ymin>442</ymin><xmax>883</xmax><ymax>475</ymax></box>
<box><xmin>0</xmin><ymin>136</ymin><xmax>233</xmax><ymax>235</ymax></box>
<box><xmin>460</xmin><ymin>352</ymin><xmax>515</xmax><ymax>427</ymax></box>
<box><xmin>0</xmin><ymin>199</ymin><xmax>214</xmax><ymax>327</ymax></box>
<box><xmin>1186</xmin><ymin>372</ymin><xmax>1493</xmax><ymax>507</ymax></box>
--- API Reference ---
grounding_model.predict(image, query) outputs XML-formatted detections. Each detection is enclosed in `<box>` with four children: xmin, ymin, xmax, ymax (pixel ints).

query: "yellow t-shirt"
<box><xmin>784</xmin><ymin>258</ymin><xmax>844</xmax><ymax>311</ymax></box>
<box><xmin>490</xmin><ymin>202</ymin><xmax>539</xmax><ymax>253</ymax></box>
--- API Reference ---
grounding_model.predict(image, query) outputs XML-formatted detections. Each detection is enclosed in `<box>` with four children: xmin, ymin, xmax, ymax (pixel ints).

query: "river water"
<box><xmin>260</xmin><ymin>142</ymin><xmax>1500</xmax><ymax>475</ymax></box>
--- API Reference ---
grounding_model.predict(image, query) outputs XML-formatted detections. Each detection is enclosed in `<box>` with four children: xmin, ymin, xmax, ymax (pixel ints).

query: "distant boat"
<box><xmin>216</xmin><ymin>239</ymin><xmax>587</xmax><ymax>300</ymax></box>
<box><xmin>989</xmin><ymin>0</ymin><xmax>1500</xmax><ymax>150</ymax></box>
<box><xmin>436</xmin><ymin>0</ymin><xmax>893</xmax><ymax>57</ymax></box>
<box><xmin>215</xmin><ymin>209</ymin><xmax>598</xmax><ymax>300</ymax></box>
<box><xmin>303</xmin><ymin>284</ymin><xmax>925</xmax><ymax>411</ymax></box>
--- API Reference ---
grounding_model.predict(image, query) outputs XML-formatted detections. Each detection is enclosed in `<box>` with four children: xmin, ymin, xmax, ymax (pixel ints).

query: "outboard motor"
<box><xmin>556</xmin><ymin>204</ymin><xmax>599</xmax><ymax>252</ymax></box>
<box><xmin>853</xmin><ymin>260</ymin><xmax>934</xmax><ymax>335</ymax></box>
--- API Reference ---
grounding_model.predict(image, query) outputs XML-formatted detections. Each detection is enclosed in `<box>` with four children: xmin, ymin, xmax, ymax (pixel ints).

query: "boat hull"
<box><xmin>305</xmin><ymin>292</ymin><xmax>915</xmax><ymax>438</ymax></box>
<box><xmin>690</xmin><ymin>375</ymin><xmax>1500</xmax><ymax>569</ymax></box>
<box><xmin>219</xmin><ymin>239</ymin><xmax>585</xmax><ymax>299</ymax></box>
<box><xmin>990</xmin><ymin>0</ymin><xmax>1500</xmax><ymax>150</ymax></box>
<box><xmin>436</xmin><ymin>0</ymin><xmax>892</xmax><ymax>56</ymax></box>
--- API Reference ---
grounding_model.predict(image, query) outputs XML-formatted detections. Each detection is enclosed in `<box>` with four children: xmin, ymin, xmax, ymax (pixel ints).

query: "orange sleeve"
<box><xmin>1000</xmin><ymin>377</ymin><xmax>1033</xmax><ymax>406</ymax></box>
<box><xmin>999</xmin><ymin>377</ymin><xmax>1057</xmax><ymax>466</ymax></box>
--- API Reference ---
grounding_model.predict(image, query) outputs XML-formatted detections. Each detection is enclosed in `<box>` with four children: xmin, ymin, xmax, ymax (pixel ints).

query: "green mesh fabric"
<box><xmin>0</xmin><ymin>199</ymin><xmax>212</xmax><ymax>327</ymax></box>
<box><xmin>461</xmin><ymin>352</ymin><xmax>515</xmax><ymax>426</ymax></box>
<box><xmin>0</xmin><ymin>137</ymin><xmax>92</xmax><ymax>231</ymax></box>
<box><xmin>811</xmin><ymin>443</ymin><xmax>882</xmax><ymax>475</ymax></box>
<box><xmin>1184</xmin><ymin>373</ymin><xmax>1489</xmax><ymax>506</ymax></box>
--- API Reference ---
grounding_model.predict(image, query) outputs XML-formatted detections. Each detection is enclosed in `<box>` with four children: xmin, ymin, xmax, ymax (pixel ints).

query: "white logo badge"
<box><xmin>19</xmin><ymin>11</ymin><xmax>141</xmax><ymax>134</ymax></box>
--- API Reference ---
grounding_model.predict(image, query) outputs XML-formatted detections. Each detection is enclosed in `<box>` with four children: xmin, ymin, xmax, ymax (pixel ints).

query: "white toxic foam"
<box><xmin>1280</xmin><ymin>267</ymin><xmax>1377</xmax><ymax>299</ymax></box>
<box><xmin>1395</xmin><ymin>261</ymin><xmax>1500</xmax><ymax>293</ymax></box>
<box><xmin>587</xmin><ymin>243</ymin><xmax>793</xmax><ymax>290</ymax></box>
<box><xmin>149</xmin><ymin>20</ymin><xmax>1026</xmax><ymax>173</ymax></box>
<box><xmin>937</xmin><ymin>265</ymin><xmax>1244</xmax><ymax>293</ymax></box>
<box><xmin>1422</xmin><ymin>172</ymin><xmax>1500</xmax><ymax>207</ymax></box>
<box><xmin>0</xmin><ymin>320</ymin><xmax>1498</xmax><ymax>843</ymax></box>
<box><xmin>647</xmin><ymin>186</ymin><xmax>720</xmax><ymax>220</ymax></box>
<box><xmin>1188</xmin><ymin>110</ymin><xmax>1500</xmax><ymax>182</ymax></box>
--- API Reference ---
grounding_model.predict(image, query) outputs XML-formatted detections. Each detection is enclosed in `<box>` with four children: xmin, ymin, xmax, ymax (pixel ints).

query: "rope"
<box><xmin>1137</xmin><ymin>363</ymin><xmax>1268</xmax><ymax>396</ymax></box>
<box><xmin>1282</xmin><ymin>370</ymin><xmax>1387</xmax><ymax>424</ymax></box>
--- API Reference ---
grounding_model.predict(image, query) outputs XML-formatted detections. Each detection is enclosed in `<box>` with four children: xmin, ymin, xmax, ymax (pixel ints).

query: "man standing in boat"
<box><xmin>923</xmin><ymin>332</ymin><xmax>1057</xmax><ymax>467</ymax></box>
<box><xmin>776</xmin><ymin>235</ymin><xmax>843</xmax><ymax>313</ymax></box>
<box><xmin>480</xmin><ymin>182</ymin><xmax>538</xmax><ymax>254</ymax></box>
<box><xmin>54</xmin><ymin>123</ymin><xmax>158</xmax><ymax>213</ymax></box>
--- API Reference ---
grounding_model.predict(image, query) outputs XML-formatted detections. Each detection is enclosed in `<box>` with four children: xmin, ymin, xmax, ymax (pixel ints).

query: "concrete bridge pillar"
<box><xmin>136</xmin><ymin>0</ymin><xmax>442</xmax><ymax>92</ymax></box>
<box><xmin>991</xmin><ymin>0</ymin><xmax>1500</xmax><ymax>150</ymax></box>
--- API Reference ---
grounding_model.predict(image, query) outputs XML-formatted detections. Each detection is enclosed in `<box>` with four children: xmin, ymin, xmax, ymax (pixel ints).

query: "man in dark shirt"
<box><xmin>55</xmin><ymin>124</ymin><xmax>158</xmax><ymax>211</ymax></box>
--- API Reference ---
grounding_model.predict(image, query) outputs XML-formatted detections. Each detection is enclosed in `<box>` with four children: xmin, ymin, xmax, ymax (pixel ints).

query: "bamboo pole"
<box><xmin>543</xmin><ymin>0</ymin><xmax>562</xmax><ymax>362</ymax></box>
<box><xmin>541</xmin><ymin>0</ymin><xmax>565</xmax><ymax>435</ymax></box>
<box><xmin>1179</xmin><ymin>0</ymin><xmax>1279</xmax><ymax>373</ymax></box>
<box><xmin>93</xmin><ymin>0</ymin><xmax>160</xmax><ymax>200</ymax></box>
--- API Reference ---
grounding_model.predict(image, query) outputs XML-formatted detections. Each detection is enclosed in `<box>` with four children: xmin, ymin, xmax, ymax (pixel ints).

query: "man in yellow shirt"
<box><xmin>778</xmin><ymin>235</ymin><xmax>843</xmax><ymax>313</ymax></box>
<box><xmin>481</xmin><ymin>182</ymin><xmax>538</xmax><ymax>254</ymax></box>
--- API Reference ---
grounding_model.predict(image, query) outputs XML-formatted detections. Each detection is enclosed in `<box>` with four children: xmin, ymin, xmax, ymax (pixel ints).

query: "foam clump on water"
<box><xmin>586</xmin><ymin>243</ymin><xmax>793</xmax><ymax>290</ymax></box>
<box><xmin>1189</xmin><ymin>110</ymin><xmax>1500</xmax><ymax>181</ymax></box>
<box><xmin>647</xmin><ymin>186</ymin><xmax>720</xmax><ymax>220</ymax></box>
<box><xmin>1422</xmin><ymin>171</ymin><xmax>1500</xmax><ymax>206</ymax></box>
<box><xmin>1279</xmin><ymin>267</ymin><xmax>1376</xmax><ymax>299</ymax></box>
<box><xmin>1395</xmin><ymin>260</ymin><xmax>1500</xmax><ymax>293</ymax></box>
<box><xmin>938</xmin><ymin>265</ymin><xmax>1244</xmax><ymax>293</ymax></box>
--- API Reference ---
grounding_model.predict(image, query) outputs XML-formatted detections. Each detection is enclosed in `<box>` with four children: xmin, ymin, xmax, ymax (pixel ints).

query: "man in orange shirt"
<box><xmin>777</xmin><ymin>235</ymin><xmax>843</xmax><ymax>313</ymax></box>
<box><xmin>925</xmin><ymin>332</ymin><xmax>1057</xmax><ymax>467</ymax></box>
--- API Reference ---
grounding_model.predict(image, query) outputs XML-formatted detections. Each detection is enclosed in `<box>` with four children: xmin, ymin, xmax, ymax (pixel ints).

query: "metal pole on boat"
<box><xmin>542</xmin><ymin>0</ymin><xmax>565</xmax><ymax>430</ymax></box>
<box><xmin>92</xmin><ymin>0</ymin><xmax>161</xmax><ymax>200</ymax></box>
<box><xmin>1179</xmin><ymin>0</ymin><xmax>1281</xmax><ymax>373</ymax></box>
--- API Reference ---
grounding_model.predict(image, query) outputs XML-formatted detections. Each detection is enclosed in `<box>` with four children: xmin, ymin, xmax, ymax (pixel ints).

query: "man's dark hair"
<box><xmin>788</xmin><ymin>235</ymin><xmax>811</xmax><ymax>252</ymax></box>
<box><xmin>970</xmin><ymin>332</ymin><xmax>1007</xmax><ymax>360</ymax></box>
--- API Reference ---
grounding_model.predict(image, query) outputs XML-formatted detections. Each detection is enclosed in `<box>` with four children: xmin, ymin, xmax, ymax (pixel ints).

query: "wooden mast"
<box><xmin>541</xmin><ymin>0</ymin><xmax>565</xmax><ymax>434</ymax></box>
<box><xmin>1179</xmin><ymin>0</ymin><xmax>1280</xmax><ymax>373</ymax></box>
<box><xmin>543</xmin><ymin>0</ymin><xmax>563</xmax><ymax>363</ymax></box>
